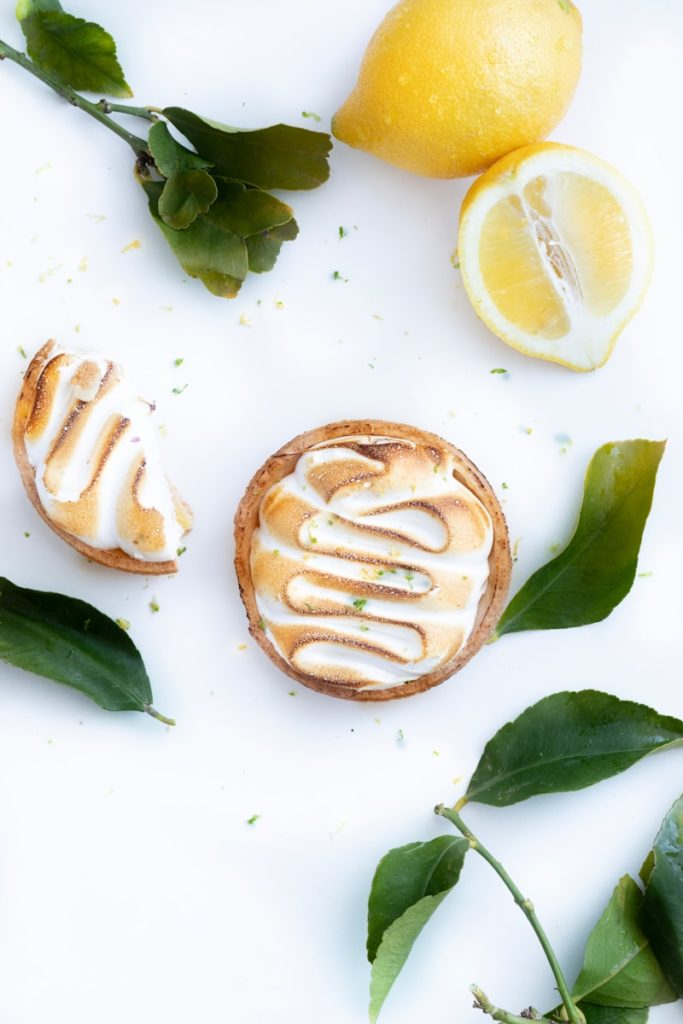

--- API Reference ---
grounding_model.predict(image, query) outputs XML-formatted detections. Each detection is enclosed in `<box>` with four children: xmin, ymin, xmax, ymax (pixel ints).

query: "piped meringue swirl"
<box><xmin>251</xmin><ymin>435</ymin><xmax>493</xmax><ymax>691</ymax></box>
<box><xmin>21</xmin><ymin>343</ymin><xmax>191</xmax><ymax>563</ymax></box>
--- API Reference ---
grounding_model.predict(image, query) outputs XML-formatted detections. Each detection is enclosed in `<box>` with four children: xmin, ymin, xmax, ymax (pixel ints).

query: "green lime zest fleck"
<box><xmin>173</xmin><ymin>357</ymin><xmax>184</xmax><ymax>366</ymax></box>
<box><xmin>172</xmin><ymin>383</ymin><xmax>188</xmax><ymax>395</ymax></box>
<box><xmin>149</xmin><ymin>599</ymin><xmax>160</xmax><ymax>613</ymax></box>
<box><xmin>490</xmin><ymin>368</ymin><xmax>508</xmax><ymax>375</ymax></box>
<box><xmin>353</xmin><ymin>598</ymin><xmax>367</xmax><ymax>611</ymax></box>
<box><xmin>116</xmin><ymin>618</ymin><xmax>131</xmax><ymax>631</ymax></box>
<box><xmin>258</xmin><ymin>617</ymin><xmax>266</xmax><ymax>631</ymax></box>
<box><xmin>246</xmin><ymin>814</ymin><xmax>261</xmax><ymax>825</ymax></box>
<box><xmin>301</xmin><ymin>111</ymin><xmax>321</xmax><ymax>121</ymax></box>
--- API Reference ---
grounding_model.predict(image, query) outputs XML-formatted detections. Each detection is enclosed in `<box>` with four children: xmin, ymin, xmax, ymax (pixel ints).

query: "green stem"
<box><xmin>0</xmin><ymin>37</ymin><xmax>149</xmax><ymax>156</ymax></box>
<box><xmin>144</xmin><ymin>705</ymin><xmax>176</xmax><ymax>727</ymax></box>
<box><xmin>435</xmin><ymin>805</ymin><xmax>586</xmax><ymax>1024</ymax></box>
<box><xmin>471</xmin><ymin>986</ymin><xmax>550</xmax><ymax>1024</ymax></box>
<box><xmin>96</xmin><ymin>99</ymin><xmax>158</xmax><ymax>122</ymax></box>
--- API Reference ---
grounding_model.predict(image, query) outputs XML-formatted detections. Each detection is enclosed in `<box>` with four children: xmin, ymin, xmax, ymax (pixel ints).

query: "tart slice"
<box><xmin>13</xmin><ymin>340</ymin><xmax>192</xmax><ymax>574</ymax></box>
<box><xmin>234</xmin><ymin>420</ymin><xmax>511</xmax><ymax>701</ymax></box>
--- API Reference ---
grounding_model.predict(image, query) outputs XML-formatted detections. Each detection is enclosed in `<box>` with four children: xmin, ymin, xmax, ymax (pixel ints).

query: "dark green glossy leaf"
<box><xmin>18</xmin><ymin>2</ymin><xmax>131</xmax><ymax>97</ymax></box>
<box><xmin>147</xmin><ymin>121</ymin><xmax>212</xmax><ymax>176</ymax></box>
<box><xmin>642</xmin><ymin>794</ymin><xmax>683</xmax><ymax>996</ymax></box>
<box><xmin>465</xmin><ymin>690</ymin><xmax>683</xmax><ymax>807</ymax></box>
<box><xmin>367</xmin><ymin>836</ymin><xmax>468</xmax><ymax>1022</ymax></box>
<box><xmin>571</xmin><ymin>876</ymin><xmax>676</xmax><ymax>1007</ymax></box>
<box><xmin>579</xmin><ymin>1005</ymin><xmax>648</xmax><ymax>1024</ymax></box>
<box><xmin>210</xmin><ymin>179</ymin><xmax>294</xmax><ymax>236</ymax></box>
<box><xmin>246</xmin><ymin>219</ymin><xmax>299</xmax><ymax>273</ymax></box>
<box><xmin>495</xmin><ymin>440</ymin><xmax>665</xmax><ymax>637</ymax></box>
<box><xmin>158</xmin><ymin>170</ymin><xmax>218</xmax><ymax>230</ymax></box>
<box><xmin>163</xmin><ymin>106</ymin><xmax>332</xmax><ymax>190</ymax></box>
<box><xmin>0</xmin><ymin>576</ymin><xmax>171</xmax><ymax>721</ymax></box>
<box><xmin>143</xmin><ymin>181</ymin><xmax>247</xmax><ymax>297</ymax></box>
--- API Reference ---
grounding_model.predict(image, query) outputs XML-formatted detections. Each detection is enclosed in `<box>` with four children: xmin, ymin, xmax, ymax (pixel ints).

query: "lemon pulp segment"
<box><xmin>459</xmin><ymin>144</ymin><xmax>654</xmax><ymax>371</ymax></box>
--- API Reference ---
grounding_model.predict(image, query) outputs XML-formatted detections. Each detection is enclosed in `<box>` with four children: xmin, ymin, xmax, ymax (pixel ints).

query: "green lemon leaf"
<box><xmin>148</xmin><ymin>121</ymin><xmax>212</xmax><ymax>176</ymax></box>
<box><xmin>246</xmin><ymin>219</ymin><xmax>299</xmax><ymax>273</ymax></box>
<box><xmin>641</xmin><ymin>794</ymin><xmax>683</xmax><ymax>996</ymax></box>
<box><xmin>210</xmin><ymin>179</ymin><xmax>294</xmax><ymax>236</ymax></box>
<box><xmin>465</xmin><ymin>691</ymin><xmax>683</xmax><ymax>807</ymax></box>
<box><xmin>579</xmin><ymin>1006</ymin><xmax>649</xmax><ymax>1024</ymax></box>
<box><xmin>143</xmin><ymin>180</ymin><xmax>247</xmax><ymax>297</ymax></box>
<box><xmin>495</xmin><ymin>440</ymin><xmax>665</xmax><ymax>637</ymax></box>
<box><xmin>158</xmin><ymin>170</ymin><xmax>218</xmax><ymax>230</ymax></box>
<box><xmin>571</xmin><ymin>876</ymin><xmax>676</xmax><ymax>1007</ymax></box>
<box><xmin>367</xmin><ymin>836</ymin><xmax>468</xmax><ymax>1021</ymax></box>
<box><xmin>0</xmin><ymin>576</ymin><xmax>171</xmax><ymax>722</ymax></box>
<box><xmin>163</xmin><ymin>106</ymin><xmax>332</xmax><ymax>190</ymax></box>
<box><xmin>18</xmin><ymin>5</ymin><xmax>132</xmax><ymax>97</ymax></box>
<box><xmin>16</xmin><ymin>0</ymin><xmax>61</xmax><ymax>16</ymax></box>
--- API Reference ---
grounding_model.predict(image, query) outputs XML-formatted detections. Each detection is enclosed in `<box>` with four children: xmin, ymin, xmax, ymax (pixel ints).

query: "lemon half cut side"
<box><xmin>458</xmin><ymin>143</ymin><xmax>654</xmax><ymax>371</ymax></box>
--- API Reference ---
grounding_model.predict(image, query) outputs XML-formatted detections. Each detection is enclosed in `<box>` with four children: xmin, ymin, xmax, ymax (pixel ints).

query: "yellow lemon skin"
<box><xmin>332</xmin><ymin>0</ymin><xmax>582</xmax><ymax>179</ymax></box>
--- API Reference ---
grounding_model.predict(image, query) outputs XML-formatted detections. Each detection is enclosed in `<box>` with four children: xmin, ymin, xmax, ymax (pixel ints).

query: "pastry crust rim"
<box><xmin>12</xmin><ymin>340</ymin><xmax>186</xmax><ymax>576</ymax></box>
<box><xmin>234</xmin><ymin>419</ymin><xmax>512</xmax><ymax>702</ymax></box>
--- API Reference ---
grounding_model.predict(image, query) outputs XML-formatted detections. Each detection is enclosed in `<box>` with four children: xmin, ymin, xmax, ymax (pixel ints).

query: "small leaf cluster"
<box><xmin>367</xmin><ymin>690</ymin><xmax>683</xmax><ymax>1022</ymax></box>
<box><xmin>12</xmin><ymin>0</ymin><xmax>332</xmax><ymax>297</ymax></box>
<box><xmin>141</xmin><ymin>110</ymin><xmax>330</xmax><ymax>298</ymax></box>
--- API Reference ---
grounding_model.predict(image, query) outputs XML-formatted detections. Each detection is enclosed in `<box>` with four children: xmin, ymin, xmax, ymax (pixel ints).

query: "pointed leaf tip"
<box><xmin>0</xmin><ymin>576</ymin><xmax>162</xmax><ymax>715</ymax></box>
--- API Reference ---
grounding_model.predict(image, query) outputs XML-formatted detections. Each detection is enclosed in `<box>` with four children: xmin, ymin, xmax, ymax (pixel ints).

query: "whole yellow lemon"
<box><xmin>332</xmin><ymin>0</ymin><xmax>583</xmax><ymax>178</ymax></box>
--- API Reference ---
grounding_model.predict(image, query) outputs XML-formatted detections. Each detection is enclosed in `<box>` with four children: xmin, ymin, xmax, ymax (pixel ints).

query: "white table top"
<box><xmin>0</xmin><ymin>1</ymin><xmax>681</xmax><ymax>1021</ymax></box>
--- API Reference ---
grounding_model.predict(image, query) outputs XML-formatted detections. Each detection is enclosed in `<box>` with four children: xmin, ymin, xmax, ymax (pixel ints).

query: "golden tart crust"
<box><xmin>234</xmin><ymin>420</ymin><xmax>511</xmax><ymax>701</ymax></box>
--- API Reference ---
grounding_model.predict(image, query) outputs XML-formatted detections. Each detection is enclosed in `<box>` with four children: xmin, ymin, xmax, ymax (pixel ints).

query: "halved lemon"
<box><xmin>458</xmin><ymin>143</ymin><xmax>654</xmax><ymax>371</ymax></box>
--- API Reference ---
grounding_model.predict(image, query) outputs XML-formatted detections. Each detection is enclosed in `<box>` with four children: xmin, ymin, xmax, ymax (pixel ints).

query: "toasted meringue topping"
<box><xmin>22</xmin><ymin>343</ymin><xmax>191</xmax><ymax>562</ymax></box>
<box><xmin>251</xmin><ymin>435</ymin><xmax>493</xmax><ymax>691</ymax></box>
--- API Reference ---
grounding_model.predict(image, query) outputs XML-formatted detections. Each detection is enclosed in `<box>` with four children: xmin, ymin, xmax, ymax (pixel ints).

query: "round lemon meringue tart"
<box><xmin>234</xmin><ymin>421</ymin><xmax>511</xmax><ymax>701</ymax></box>
<box><xmin>13</xmin><ymin>340</ymin><xmax>193</xmax><ymax>574</ymax></box>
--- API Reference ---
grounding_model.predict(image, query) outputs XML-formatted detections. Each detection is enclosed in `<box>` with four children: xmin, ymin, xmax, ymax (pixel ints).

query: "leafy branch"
<box><xmin>366</xmin><ymin>691</ymin><xmax>683</xmax><ymax>1022</ymax></box>
<box><xmin>0</xmin><ymin>0</ymin><xmax>332</xmax><ymax>297</ymax></box>
<box><xmin>435</xmin><ymin>804</ymin><xmax>585</xmax><ymax>1024</ymax></box>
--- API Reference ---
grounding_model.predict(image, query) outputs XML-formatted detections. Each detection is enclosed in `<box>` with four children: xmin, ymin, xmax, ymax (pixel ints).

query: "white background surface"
<box><xmin>0</xmin><ymin>1</ymin><xmax>682</xmax><ymax>1022</ymax></box>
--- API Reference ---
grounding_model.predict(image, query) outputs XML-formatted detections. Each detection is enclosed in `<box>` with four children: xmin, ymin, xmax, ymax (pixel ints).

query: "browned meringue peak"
<box><xmin>19</xmin><ymin>341</ymin><xmax>191</xmax><ymax>564</ymax></box>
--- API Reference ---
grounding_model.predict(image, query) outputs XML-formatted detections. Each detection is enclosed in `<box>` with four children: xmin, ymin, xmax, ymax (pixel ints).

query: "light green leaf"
<box><xmin>642</xmin><ymin>794</ymin><xmax>683</xmax><ymax>996</ymax></box>
<box><xmin>495</xmin><ymin>440</ymin><xmax>665</xmax><ymax>637</ymax></box>
<box><xmin>163</xmin><ymin>106</ymin><xmax>332</xmax><ymax>190</ymax></box>
<box><xmin>148</xmin><ymin>121</ymin><xmax>212</xmax><ymax>176</ymax></box>
<box><xmin>367</xmin><ymin>836</ymin><xmax>468</xmax><ymax>1021</ymax></box>
<box><xmin>158</xmin><ymin>170</ymin><xmax>218</xmax><ymax>230</ymax></box>
<box><xmin>143</xmin><ymin>180</ymin><xmax>247</xmax><ymax>297</ymax></box>
<box><xmin>464</xmin><ymin>690</ymin><xmax>683</xmax><ymax>807</ymax></box>
<box><xmin>18</xmin><ymin>5</ymin><xmax>132</xmax><ymax>97</ymax></box>
<box><xmin>0</xmin><ymin>576</ymin><xmax>170</xmax><ymax>721</ymax></box>
<box><xmin>571</xmin><ymin>876</ymin><xmax>676</xmax><ymax>1007</ymax></box>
